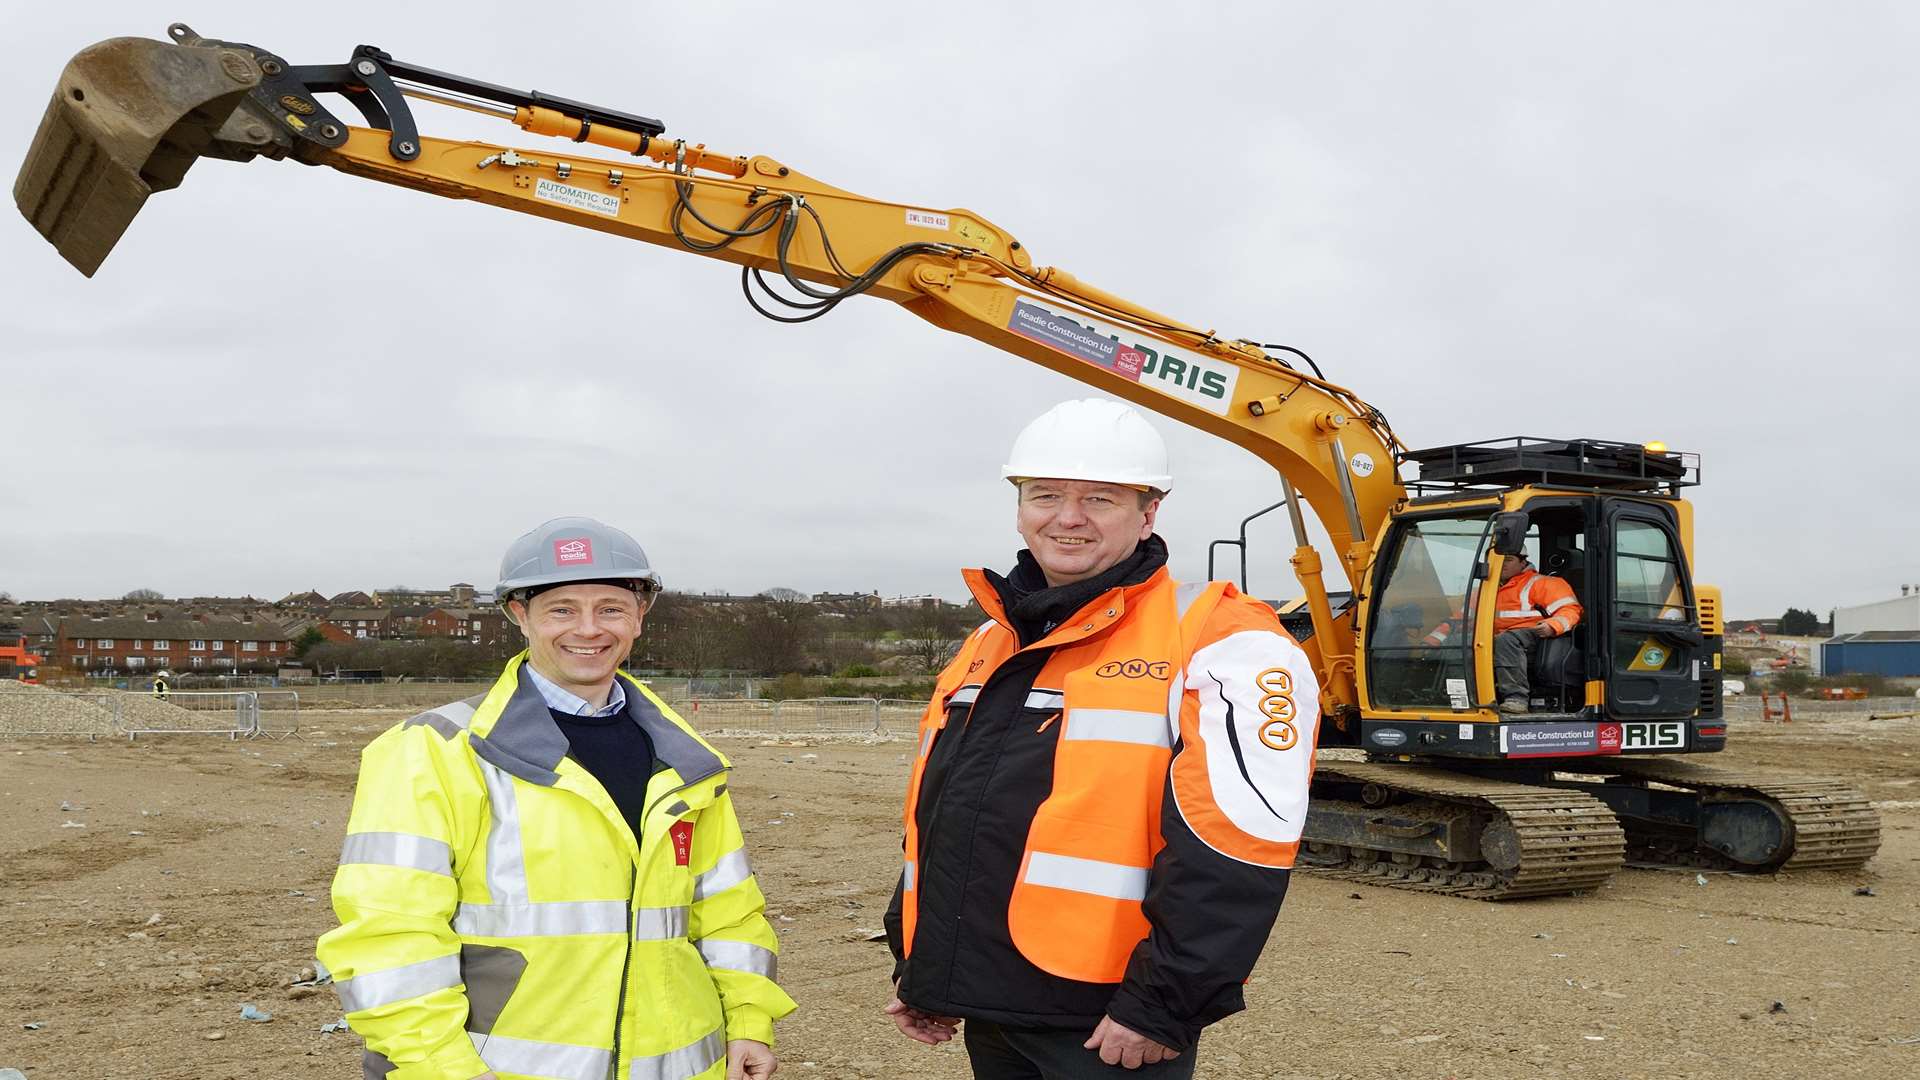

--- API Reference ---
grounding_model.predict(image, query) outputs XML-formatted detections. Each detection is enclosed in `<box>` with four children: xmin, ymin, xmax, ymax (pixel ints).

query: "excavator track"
<box><xmin>1303</xmin><ymin>762</ymin><xmax>1625</xmax><ymax>900</ymax></box>
<box><xmin>1600</xmin><ymin>758</ymin><xmax>1880</xmax><ymax>873</ymax></box>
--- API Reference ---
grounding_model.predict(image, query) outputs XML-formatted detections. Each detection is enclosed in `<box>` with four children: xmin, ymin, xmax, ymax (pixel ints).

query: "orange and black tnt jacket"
<box><xmin>884</xmin><ymin>537</ymin><xmax>1321</xmax><ymax>1051</ymax></box>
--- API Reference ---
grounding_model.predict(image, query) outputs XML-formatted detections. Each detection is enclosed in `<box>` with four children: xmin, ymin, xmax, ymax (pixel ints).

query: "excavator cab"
<box><xmin>1352</xmin><ymin>438</ymin><xmax>1721</xmax><ymax>752</ymax></box>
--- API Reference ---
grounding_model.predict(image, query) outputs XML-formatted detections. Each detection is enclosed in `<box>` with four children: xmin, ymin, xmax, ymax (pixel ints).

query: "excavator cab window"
<box><xmin>1366</xmin><ymin>512</ymin><xmax>1490</xmax><ymax>709</ymax></box>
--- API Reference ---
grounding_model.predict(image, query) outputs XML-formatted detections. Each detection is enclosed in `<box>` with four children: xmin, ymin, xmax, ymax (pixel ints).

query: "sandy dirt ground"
<box><xmin>1</xmin><ymin>702</ymin><xmax>1915</xmax><ymax>1079</ymax></box>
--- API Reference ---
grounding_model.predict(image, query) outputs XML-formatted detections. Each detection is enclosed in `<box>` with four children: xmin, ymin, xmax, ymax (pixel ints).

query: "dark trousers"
<box><xmin>1494</xmin><ymin>628</ymin><xmax>1540</xmax><ymax>701</ymax></box>
<box><xmin>963</xmin><ymin>1020</ymin><xmax>1198</xmax><ymax>1080</ymax></box>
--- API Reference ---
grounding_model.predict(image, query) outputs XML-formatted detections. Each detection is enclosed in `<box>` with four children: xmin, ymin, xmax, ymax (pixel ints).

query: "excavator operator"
<box><xmin>883</xmin><ymin>399</ymin><xmax>1320</xmax><ymax>1077</ymax></box>
<box><xmin>1422</xmin><ymin>551</ymin><xmax>1583</xmax><ymax>713</ymax></box>
<box><xmin>1491</xmin><ymin>552</ymin><xmax>1583</xmax><ymax>713</ymax></box>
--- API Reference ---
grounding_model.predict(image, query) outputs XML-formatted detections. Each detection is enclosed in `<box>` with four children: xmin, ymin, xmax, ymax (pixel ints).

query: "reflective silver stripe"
<box><xmin>918</xmin><ymin>728</ymin><xmax>936</xmax><ymax>758</ymax></box>
<box><xmin>1175</xmin><ymin>580</ymin><xmax>1211</xmax><ymax>622</ymax></box>
<box><xmin>947</xmin><ymin>685</ymin><xmax>982</xmax><ymax>706</ymax></box>
<box><xmin>479</xmin><ymin>761</ymin><xmax>528</xmax><ymax>906</ymax></box>
<box><xmin>1062</xmin><ymin>708</ymin><xmax>1171</xmax><ymax>748</ymax></box>
<box><xmin>1545</xmin><ymin>596</ymin><xmax>1576</xmax><ymax>614</ymax></box>
<box><xmin>1519</xmin><ymin>576</ymin><xmax>1537</xmax><ymax>609</ymax></box>
<box><xmin>1497</xmin><ymin>609</ymin><xmax>1535</xmax><ymax>619</ymax></box>
<box><xmin>1024</xmin><ymin>689</ymin><xmax>1065</xmax><ymax>710</ymax></box>
<box><xmin>1425</xmin><ymin>631</ymin><xmax>1450</xmax><ymax>644</ymax></box>
<box><xmin>333</xmin><ymin>952</ymin><xmax>461</xmax><ymax>1013</ymax></box>
<box><xmin>339</xmin><ymin>831</ymin><xmax>452</xmax><ymax>876</ymax></box>
<box><xmin>903</xmin><ymin>859</ymin><xmax>916</xmax><ymax>892</ymax></box>
<box><xmin>697</xmin><ymin>938</ymin><xmax>778</xmax><ymax>979</ymax></box>
<box><xmin>470</xmin><ymin>1031</ymin><xmax>611</xmax><ymax>1080</ymax></box>
<box><xmin>633</xmin><ymin>905</ymin><xmax>690</xmax><ymax>941</ymax></box>
<box><xmin>694</xmin><ymin>848</ymin><xmax>752</xmax><ymax>901</ymax></box>
<box><xmin>1023</xmin><ymin>852</ymin><xmax>1149</xmax><ymax>902</ymax></box>
<box><xmin>630</xmin><ymin>1028</ymin><xmax>726</xmax><ymax>1080</ymax></box>
<box><xmin>453</xmin><ymin>900</ymin><xmax>628</xmax><ymax>938</ymax></box>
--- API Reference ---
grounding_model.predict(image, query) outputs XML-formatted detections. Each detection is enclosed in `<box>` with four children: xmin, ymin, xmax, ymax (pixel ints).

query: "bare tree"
<box><xmin>643</xmin><ymin>596</ymin><xmax>737</xmax><ymax>675</ymax></box>
<box><xmin>123</xmin><ymin>588</ymin><xmax>164</xmax><ymax>601</ymax></box>
<box><xmin>733</xmin><ymin>593</ymin><xmax>817</xmax><ymax>674</ymax></box>
<box><xmin>902</xmin><ymin>603</ymin><xmax>965</xmax><ymax>674</ymax></box>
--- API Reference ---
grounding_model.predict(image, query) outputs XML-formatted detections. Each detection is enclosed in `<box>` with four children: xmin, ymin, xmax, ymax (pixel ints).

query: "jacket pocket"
<box><xmin>459</xmin><ymin>942</ymin><xmax>528</xmax><ymax>1035</ymax></box>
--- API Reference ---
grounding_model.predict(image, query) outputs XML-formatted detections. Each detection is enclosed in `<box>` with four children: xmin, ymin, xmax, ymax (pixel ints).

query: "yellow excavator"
<box><xmin>15</xmin><ymin>24</ymin><xmax>1880</xmax><ymax>898</ymax></box>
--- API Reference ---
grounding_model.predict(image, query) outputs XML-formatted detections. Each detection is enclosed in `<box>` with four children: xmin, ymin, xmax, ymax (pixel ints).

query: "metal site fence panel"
<box><xmin>1801</xmin><ymin>695</ymin><xmax>1919</xmax><ymax>716</ymax></box>
<box><xmin>288</xmin><ymin>682</ymin><xmax>497</xmax><ymax>710</ymax></box>
<box><xmin>877</xmin><ymin>699</ymin><xmax>927</xmax><ymax>736</ymax></box>
<box><xmin>772</xmin><ymin>697</ymin><xmax>882</xmax><ymax>734</ymax></box>
<box><xmin>0</xmin><ymin>683</ymin><xmax>122</xmax><ymax>737</ymax></box>
<box><xmin>660</xmin><ymin>696</ymin><xmax>927</xmax><ymax>737</ymax></box>
<box><xmin>1726</xmin><ymin>694</ymin><xmax>1919</xmax><ymax>721</ymax></box>
<box><xmin>255</xmin><ymin>690</ymin><xmax>303</xmax><ymax>737</ymax></box>
<box><xmin>667</xmin><ymin>697</ymin><xmax>777</xmax><ymax>732</ymax></box>
<box><xmin>121</xmin><ymin>690</ymin><xmax>259</xmax><ymax>739</ymax></box>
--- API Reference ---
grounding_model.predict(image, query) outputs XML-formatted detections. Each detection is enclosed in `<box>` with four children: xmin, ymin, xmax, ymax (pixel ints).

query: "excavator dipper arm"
<box><xmin>15</xmin><ymin>24</ymin><xmax>1409</xmax><ymax>711</ymax></box>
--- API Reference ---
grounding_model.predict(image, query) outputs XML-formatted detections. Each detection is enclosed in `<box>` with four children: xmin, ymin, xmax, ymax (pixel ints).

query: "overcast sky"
<box><xmin>2</xmin><ymin>2</ymin><xmax>1916</xmax><ymax>617</ymax></box>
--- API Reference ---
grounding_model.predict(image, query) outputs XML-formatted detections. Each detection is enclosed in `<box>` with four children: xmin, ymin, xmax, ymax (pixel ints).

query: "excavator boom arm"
<box><xmin>15</xmin><ymin>24</ymin><xmax>1411</xmax><ymax>711</ymax></box>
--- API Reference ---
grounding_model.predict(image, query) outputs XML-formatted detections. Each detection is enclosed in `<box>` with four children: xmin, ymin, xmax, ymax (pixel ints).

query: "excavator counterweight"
<box><xmin>14</xmin><ymin>28</ymin><xmax>270</xmax><ymax>276</ymax></box>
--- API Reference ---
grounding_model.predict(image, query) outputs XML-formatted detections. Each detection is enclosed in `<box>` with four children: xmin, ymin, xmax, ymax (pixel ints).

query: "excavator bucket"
<box><xmin>14</xmin><ymin>32</ymin><xmax>262</xmax><ymax>276</ymax></box>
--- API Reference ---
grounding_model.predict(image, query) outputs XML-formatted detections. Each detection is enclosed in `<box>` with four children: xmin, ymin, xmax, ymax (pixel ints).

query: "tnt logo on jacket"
<box><xmin>553</xmin><ymin>537</ymin><xmax>594</xmax><ymax>565</ymax></box>
<box><xmin>1256</xmin><ymin>667</ymin><xmax>1297</xmax><ymax>751</ymax></box>
<box><xmin>1096</xmin><ymin>658</ymin><xmax>1171</xmax><ymax>680</ymax></box>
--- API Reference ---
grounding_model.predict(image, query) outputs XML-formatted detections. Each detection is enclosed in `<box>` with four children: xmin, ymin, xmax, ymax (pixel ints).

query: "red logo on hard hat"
<box><xmin>554</xmin><ymin>537</ymin><xmax>594</xmax><ymax>565</ymax></box>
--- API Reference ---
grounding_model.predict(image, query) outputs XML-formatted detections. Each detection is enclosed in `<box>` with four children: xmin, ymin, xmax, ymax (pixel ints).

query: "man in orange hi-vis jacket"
<box><xmin>1426</xmin><ymin>551</ymin><xmax>1584</xmax><ymax>713</ymax></box>
<box><xmin>881</xmin><ymin>399</ymin><xmax>1322</xmax><ymax>1078</ymax></box>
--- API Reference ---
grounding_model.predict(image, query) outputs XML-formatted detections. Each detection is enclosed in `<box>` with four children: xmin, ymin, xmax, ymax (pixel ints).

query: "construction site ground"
<box><xmin>1</xmin><ymin>700</ymin><xmax>1915</xmax><ymax>1079</ymax></box>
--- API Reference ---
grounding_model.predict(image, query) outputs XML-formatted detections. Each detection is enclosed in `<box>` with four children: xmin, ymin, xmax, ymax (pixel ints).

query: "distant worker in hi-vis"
<box><xmin>318</xmin><ymin>517</ymin><xmax>794</xmax><ymax>1080</ymax></box>
<box><xmin>884</xmin><ymin>399</ymin><xmax>1321</xmax><ymax>1077</ymax></box>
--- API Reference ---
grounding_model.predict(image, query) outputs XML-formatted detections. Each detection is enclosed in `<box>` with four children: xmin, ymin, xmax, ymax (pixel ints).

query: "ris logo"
<box><xmin>1256</xmin><ymin>668</ymin><xmax>1298</xmax><ymax>751</ymax></box>
<box><xmin>1096</xmin><ymin>659</ymin><xmax>1170</xmax><ymax>680</ymax></box>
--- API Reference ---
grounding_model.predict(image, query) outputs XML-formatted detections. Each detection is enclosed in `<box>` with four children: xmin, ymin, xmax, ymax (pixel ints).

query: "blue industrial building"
<box><xmin>1821</xmin><ymin>631</ymin><xmax>1920</xmax><ymax>677</ymax></box>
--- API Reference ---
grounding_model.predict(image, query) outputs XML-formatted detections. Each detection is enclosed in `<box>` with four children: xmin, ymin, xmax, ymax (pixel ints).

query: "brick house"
<box><xmin>61</xmin><ymin>611</ymin><xmax>295</xmax><ymax>674</ymax></box>
<box><xmin>421</xmin><ymin>607</ymin><xmax>511</xmax><ymax>646</ymax></box>
<box><xmin>324</xmin><ymin>608</ymin><xmax>393</xmax><ymax>640</ymax></box>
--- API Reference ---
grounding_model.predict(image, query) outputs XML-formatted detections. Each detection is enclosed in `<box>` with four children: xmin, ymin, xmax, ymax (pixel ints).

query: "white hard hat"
<box><xmin>1002</xmin><ymin>398</ymin><xmax>1173</xmax><ymax>492</ymax></box>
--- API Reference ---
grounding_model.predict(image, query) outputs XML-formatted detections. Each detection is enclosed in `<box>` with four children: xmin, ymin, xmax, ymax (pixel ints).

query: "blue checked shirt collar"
<box><xmin>523</xmin><ymin>663</ymin><xmax>627</xmax><ymax>718</ymax></box>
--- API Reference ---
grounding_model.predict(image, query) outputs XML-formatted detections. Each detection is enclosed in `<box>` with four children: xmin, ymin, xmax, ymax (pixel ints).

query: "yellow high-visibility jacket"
<box><xmin>317</xmin><ymin>657</ymin><xmax>795</xmax><ymax>1080</ymax></box>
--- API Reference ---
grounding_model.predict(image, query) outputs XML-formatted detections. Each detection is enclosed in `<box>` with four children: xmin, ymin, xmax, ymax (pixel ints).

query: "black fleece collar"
<box><xmin>987</xmin><ymin>534</ymin><xmax>1170</xmax><ymax>646</ymax></box>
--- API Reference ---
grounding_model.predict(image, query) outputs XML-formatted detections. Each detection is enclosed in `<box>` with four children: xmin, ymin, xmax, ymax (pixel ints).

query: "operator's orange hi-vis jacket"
<box><xmin>887</xmin><ymin>559</ymin><xmax>1320</xmax><ymax>1051</ymax></box>
<box><xmin>1496</xmin><ymin>568</ymin><xmax>1583</xmax><ymax>636</ymax></box>
<box><xmin>1425</xmin><ymin>568</ymin><xmax>1584</xmax><ymax>644</ymax></box>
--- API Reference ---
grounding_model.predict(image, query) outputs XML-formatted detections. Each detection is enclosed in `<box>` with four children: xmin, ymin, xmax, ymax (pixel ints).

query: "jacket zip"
<box><xmin>608</xmin><ymin>863</ymin><xmax>637</xmax><ymax>1080</ymax></box>
<box><xmin>608</xmin><ymin>767</ymin><xmax>724</xmax><ymax>1076</ymax></box>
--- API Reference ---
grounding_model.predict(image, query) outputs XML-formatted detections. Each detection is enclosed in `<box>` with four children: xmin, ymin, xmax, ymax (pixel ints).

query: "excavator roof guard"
<box><xmin>1402</xmin><ymin>437</ymin><xmax>1699</xmax><ymax>495</ymax></box>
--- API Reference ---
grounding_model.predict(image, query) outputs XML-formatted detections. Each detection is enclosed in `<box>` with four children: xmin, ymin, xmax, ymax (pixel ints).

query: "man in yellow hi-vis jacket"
<box><xmin>318</xmin><ymin>517</ymin><xmax>795</xmax><ymax>1080</ymax></box>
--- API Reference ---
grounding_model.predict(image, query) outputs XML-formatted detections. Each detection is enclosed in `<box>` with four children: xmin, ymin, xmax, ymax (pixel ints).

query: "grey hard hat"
<box><xmin>496</xmin><ymin>516</ymin><xmax>661</xmax><ymax>598</ymax></box>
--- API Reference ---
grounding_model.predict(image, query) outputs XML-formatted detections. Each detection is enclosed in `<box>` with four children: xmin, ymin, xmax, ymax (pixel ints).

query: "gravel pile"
<box><xmin>0</xmin><ymin>683</ymin><xmax>120</xmax><ymax>736</ymax></box>
<box><xmin>116</xmin><ymin>691</ymin><xmax>238</xmax><ymax>732</ymax></box>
